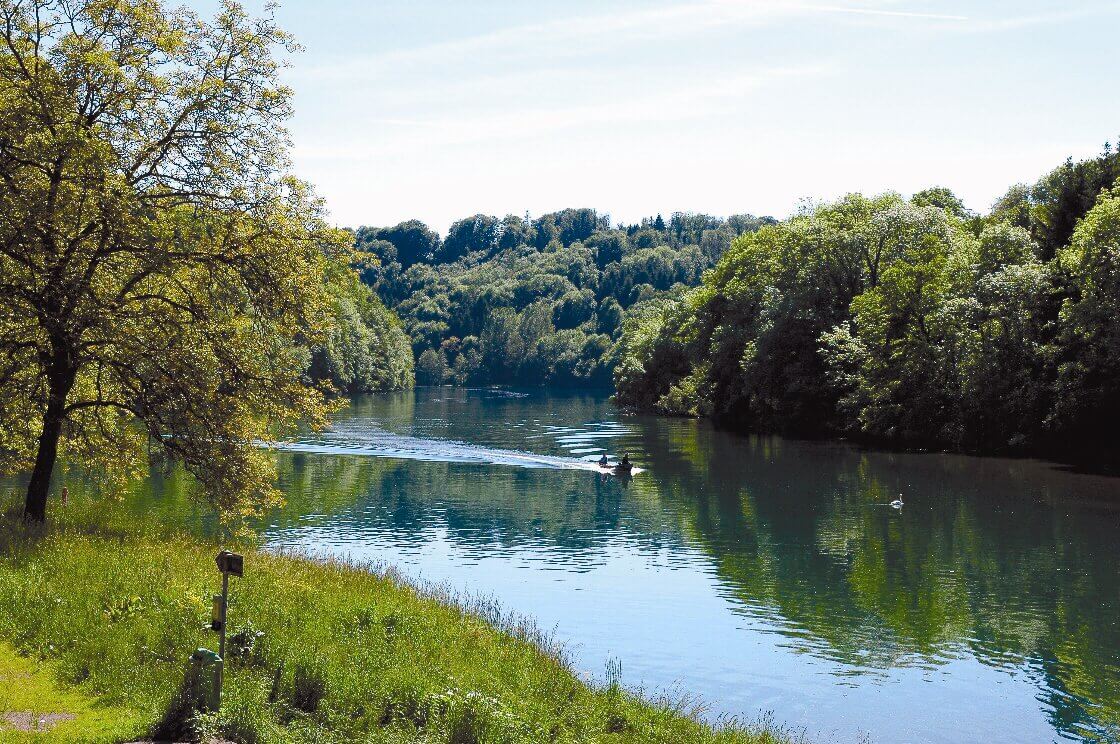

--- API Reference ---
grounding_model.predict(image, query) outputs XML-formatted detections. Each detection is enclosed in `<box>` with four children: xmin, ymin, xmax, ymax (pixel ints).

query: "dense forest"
<box><xmin>614</xmin><ymin>147</ymin><xmax>1120</xmax><ymax>457</ymax></box>
<box><xmin>351</xmin><ymin>209</ymin><xmax>774</xmax><ymax>386</ymax></box>
<box><xmin>308</xmin><ymin>268</ymin><xmax>415</xmax><ymax>395</ymax></box>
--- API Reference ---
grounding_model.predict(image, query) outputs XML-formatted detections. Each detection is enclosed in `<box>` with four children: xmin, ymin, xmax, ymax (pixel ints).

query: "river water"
<box><xmin>74</xmin><ymin>389</ymin><xmax>1120</xmax><ymax>742</ymax></box>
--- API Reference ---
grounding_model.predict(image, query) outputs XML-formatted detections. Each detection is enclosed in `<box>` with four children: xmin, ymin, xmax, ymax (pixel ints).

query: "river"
<box><xmin>69</xmin><ymin>388</ymin><xmax>1120</xmax><ymax>742</ymax></box>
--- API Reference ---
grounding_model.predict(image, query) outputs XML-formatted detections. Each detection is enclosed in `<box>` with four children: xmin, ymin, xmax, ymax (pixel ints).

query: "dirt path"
<box><xmin>2</xmin><ymin>712</ymin><xmax>77</xmax><ymax>732</ymax></box>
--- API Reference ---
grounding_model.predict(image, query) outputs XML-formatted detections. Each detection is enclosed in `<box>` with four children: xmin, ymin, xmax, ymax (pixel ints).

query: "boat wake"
<box><xmin>272</xmin><ymin>426</ymin><xmax>642</xmax><ymax>474</ymax></box>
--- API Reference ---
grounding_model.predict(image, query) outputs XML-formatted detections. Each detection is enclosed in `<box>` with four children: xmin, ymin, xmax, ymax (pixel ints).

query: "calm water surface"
<box><xmin>101</xmin><ymin>389</ymin><xmax>1120</xmax><ymax>741</ymax></box>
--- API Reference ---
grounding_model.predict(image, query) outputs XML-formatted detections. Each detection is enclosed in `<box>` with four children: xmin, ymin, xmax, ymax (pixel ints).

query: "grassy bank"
<box><xmin>0</xmin><ymin>498</ymin><xmax>790</xmax><ymax>743</ymax></box>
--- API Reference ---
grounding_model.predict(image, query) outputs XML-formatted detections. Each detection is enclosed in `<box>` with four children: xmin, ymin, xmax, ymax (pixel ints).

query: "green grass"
<box><xmin>0</xmin><ymin>497</ymin><xmax>794</xmax><ymax>743</ymax></box>
<box><xmin>0</xmin><ymin>642</ymin><xmax>139</xmax><ymax>742</ymax></box>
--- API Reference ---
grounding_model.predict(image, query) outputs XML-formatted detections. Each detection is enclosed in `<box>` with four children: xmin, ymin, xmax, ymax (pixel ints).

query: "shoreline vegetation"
<box><xmin>352</xmin><ymin>147</ymin><xmax>1120</xmax><ymax>464</ymax></box>
<box><xmin>608</xmin><ymin>151</ymin><xmax>1120</xmax><ymax>463</ymax></box>
<box><xmin>0</xmin><ymin>497</ymin><xmax>794</xmax><ymax>744</ymax></box>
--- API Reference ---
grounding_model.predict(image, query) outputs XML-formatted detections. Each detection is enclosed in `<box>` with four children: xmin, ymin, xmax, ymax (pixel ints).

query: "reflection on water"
<box><xmin>40</xmin><ymin>389</ymin><xmax>1120</xmax><ymax>743</ymax></box>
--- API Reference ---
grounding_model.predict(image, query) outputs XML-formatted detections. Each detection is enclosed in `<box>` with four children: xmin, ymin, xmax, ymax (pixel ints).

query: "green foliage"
<box><xmin>991</xmin><ymin>141</ymin><xmax>1120</xmax><ymax>258</ymax></box>
<box><xmin>613</xmin><ymin>298</ymin><xmax>693</xmax><ymax>411</ymax></box>
<box><xmin>911</xmin><ymin>186</ymin><xmax>970</xmax><ymax>218</ymax></box>
<box><xmin>617</xmin><ymin>147</ymin><xmax>1120</xmax><ymax>456</ymax></box>
<box><xmin>356</xmin><ymin>208</ymin><xmax>772</xmax><ymax>388</ymax></box>
<box><xmin>308</xmin><ymin>271</ymin><xmax>414</xmax><ymax>395</ymax></box>
<box><xmin>437</xmin><ymin>214</ymin><xmax>501</xmax><ymax>263</ymax></box>
<box><xmin>356</xmin><ymin>220</ymin><xmax>441</xmax><ymax>268</ymax></box>
<box><xmin>1051</xmin><ymin>187</ymin><xmax>1120</xmax><ymax>451</ymax></box>
<box><xmin>617</xmin><ymin>193</ymin><xmax>905</xmax><ymax>432</ymax></box>
<box><xmin>415</xmin><ymin>348</ymin><xmax>449</xmax><ymax>386</ymax></box>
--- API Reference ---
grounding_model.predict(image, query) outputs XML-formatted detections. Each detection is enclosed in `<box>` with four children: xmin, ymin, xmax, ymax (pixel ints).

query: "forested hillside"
<box><xmin>353</xmin><ymin>209</ymin><xmax>774</xmax><ymax>386</ymax></box>
<box><xmin>614</xmin><ymin>147</ymin><xmax>1120</xmax><ymax>457</ymax></box>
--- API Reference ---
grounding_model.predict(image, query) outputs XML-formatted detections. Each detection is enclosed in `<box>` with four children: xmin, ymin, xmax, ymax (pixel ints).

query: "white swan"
<box><xmin>890</xmin><ymin>495</ymin><xmax>904</xmax><ymax>509</ymax></box>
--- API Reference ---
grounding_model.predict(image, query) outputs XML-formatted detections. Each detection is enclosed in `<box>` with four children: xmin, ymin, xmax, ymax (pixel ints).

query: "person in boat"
<box><xmin>598</xmin><ymin>454</ymin><xmax>610</xmax><ymax>468</ymax></box>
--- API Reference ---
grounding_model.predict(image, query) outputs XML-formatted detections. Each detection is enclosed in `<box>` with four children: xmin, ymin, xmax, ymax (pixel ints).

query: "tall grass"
<box><xmin>0</xmin><ymin>495</ymin><xmax>795</xmax><ymax>743</ymax></box>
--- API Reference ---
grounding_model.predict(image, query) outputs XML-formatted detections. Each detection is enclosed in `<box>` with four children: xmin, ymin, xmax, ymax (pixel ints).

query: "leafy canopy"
<box><xmin>616</xmin><ymin>149</ymin><xmax>1120</xmax><ymax>459</ymax></box>
<box><xmin>0</xmin><ymin>0</ymin><xmax>348</xmax><ymax>520</ymax></box>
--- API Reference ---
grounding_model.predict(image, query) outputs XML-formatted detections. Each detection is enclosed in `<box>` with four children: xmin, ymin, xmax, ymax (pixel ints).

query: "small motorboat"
<box><xmin>598</xmin><ymin>453</ymin><xmax>635</xmax><ymax>475</ymax></box>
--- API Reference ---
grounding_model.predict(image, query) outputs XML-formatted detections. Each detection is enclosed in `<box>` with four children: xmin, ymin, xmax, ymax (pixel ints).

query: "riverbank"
<box><xmin>0</xmin><ymin>498</ymin><xmax>791</xmax><ymax>743</ymax></box>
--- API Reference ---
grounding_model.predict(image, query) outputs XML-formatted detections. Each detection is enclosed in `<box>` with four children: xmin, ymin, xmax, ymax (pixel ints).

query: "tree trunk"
<box><xmin>24</xmin><ymin>371</ymin><xmax>74</xmax><ymax>523</ymax></box>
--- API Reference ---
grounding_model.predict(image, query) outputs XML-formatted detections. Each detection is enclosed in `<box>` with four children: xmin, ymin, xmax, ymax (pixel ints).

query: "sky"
<box><xmin>193</xmin><ymin>0</ymin><xmax>1119</xmax><ymax>233</ymax></box>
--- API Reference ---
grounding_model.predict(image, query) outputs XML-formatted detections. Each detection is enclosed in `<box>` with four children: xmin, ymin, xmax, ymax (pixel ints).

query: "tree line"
<box><xmin>614</xmin><ymin>147</ymin><xmax>1120</xmax><ymax>458</ymax></box>
<box><xmin>352</xmin><ymin>209</ymin><xmax>774</xmax><ymax>387</ymax></box>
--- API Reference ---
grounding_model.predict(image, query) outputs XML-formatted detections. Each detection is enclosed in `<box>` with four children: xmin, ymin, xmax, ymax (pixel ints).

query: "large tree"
<box><xmin>0</xmin><ymin>0</ymin><xmax>344</xmax><ymax>521</ymax></box>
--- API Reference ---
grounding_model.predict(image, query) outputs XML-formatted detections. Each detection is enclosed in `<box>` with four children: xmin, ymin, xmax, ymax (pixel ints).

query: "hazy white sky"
<box><xmin>195</xmin><ymin>0</ymin><xmax>1119</xmax><ymax>232</ymax></box>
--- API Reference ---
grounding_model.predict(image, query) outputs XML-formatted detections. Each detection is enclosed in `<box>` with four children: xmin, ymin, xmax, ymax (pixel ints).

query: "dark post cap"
<box><xmin>216</xmin><ymin>550</ymin><xmax>244</xmax><ymax>577</ymax></box>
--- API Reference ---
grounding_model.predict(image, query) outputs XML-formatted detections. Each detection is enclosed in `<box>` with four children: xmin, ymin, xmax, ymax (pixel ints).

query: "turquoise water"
<box><xmin>55</xmin><ymin>388</ymin><xmax>1120</xmax><ymax>741</ymax></box>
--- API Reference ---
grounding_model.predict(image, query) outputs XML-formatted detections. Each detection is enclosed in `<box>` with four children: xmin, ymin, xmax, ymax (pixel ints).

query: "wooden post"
<box><xmin>217</xmin><ymin>570</ymin><xmax>229</xmax><ymax>704</ymax></box>
<box><xmin>212</xmin><ymin>550</ymin><xmax>243</xmax><ymax>709</ymax></box>
<box><xmin>219</xmin><ymin>571</ymin><xmax>229</xmax><ymax>658</ymax></box>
